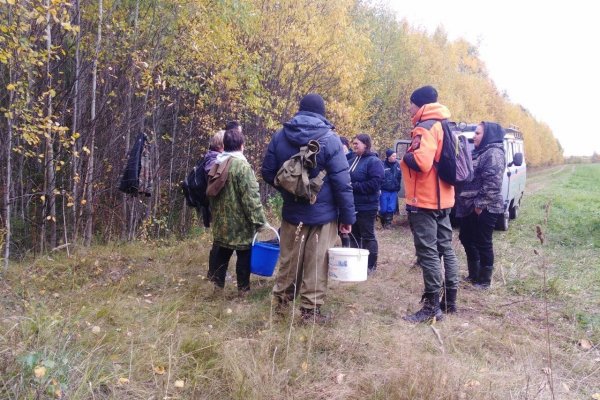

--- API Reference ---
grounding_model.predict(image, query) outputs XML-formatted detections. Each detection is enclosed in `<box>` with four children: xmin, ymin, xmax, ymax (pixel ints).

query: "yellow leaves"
<box><xmin>117</xmin><ymin>377</ymin><xmax>130</xmax><ymax>385</ymax></box>
<box><xmin>6</xmin><ymin>83</ymin><xmax>16</xmax><ymax>91</ymax></box>
<box><xmin>34</xmin><ymin>365</ymin><xmax>46</xmax><ymax>378</ymax></box>
<box><xmin>80</xmin><ymin>199</ymin><xmax>87</xmax><ymax>205</ymax></box>
<box><xmin>7</xmin><ymin>0</ymin><xmax>16</xmax><ymax>5</ymax></box>
<box><xmin>82</xmin><ymin>146</ymin><xmax>91</xmax><ymax>155</ymax></box>
<box><xmin>153</xmin><ymin>365</ymin><xmax>166</xmax><ymax>375</ymax></box>
<box><xmin>40</xmin><ymin>195</ymin><xmax>46</xmax><ymax>203</ymax></box>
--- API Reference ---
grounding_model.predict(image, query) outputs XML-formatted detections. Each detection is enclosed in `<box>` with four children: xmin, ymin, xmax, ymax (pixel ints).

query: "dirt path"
<box><xmin>525</xmin><ymin>164</ymin><xmax>574</xmax><ymax>194</ymax></box>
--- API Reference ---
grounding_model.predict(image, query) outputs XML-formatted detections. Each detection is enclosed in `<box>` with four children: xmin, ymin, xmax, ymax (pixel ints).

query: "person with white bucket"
<box><xmin>347</xmin><ymin>133</ymin><xmax>385</xmax><ymax>275</ymax></box>
<box><xmin>262</xmin><ymin>94</ymin><xmax>355</xmax><ymax>324</ymax></box>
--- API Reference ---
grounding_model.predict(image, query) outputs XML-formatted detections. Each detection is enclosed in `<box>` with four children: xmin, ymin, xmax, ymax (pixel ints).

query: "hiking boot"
<box><xmin>237</xmin><ymin>288</ymin><xmax>250</xmax><ymax>299</ymax></box>
<box><xmin>300</xmin><ymin>307</ymin><xmax>331</xmax><ymax>324</ymax></box>
<box><xmin>439</xmin><ymin>288</ymin><xmax>457</xmax><ymax>314</ymax></box>
<box><xmin>403</xmin><ymin>292</ymin><xmax>443</xmax><ymax>323</ymax></box>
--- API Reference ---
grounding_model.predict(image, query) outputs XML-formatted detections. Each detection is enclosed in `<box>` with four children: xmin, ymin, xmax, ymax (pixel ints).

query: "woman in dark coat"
<box><xmin>347</xmin><ymin>133</ymin><xmax>384</xmax><ymax>274</ymax></box>
<box><xmin>455</xmin><ymin>122</ymin><xmax>506</xmax><ymax>290</ymax></box>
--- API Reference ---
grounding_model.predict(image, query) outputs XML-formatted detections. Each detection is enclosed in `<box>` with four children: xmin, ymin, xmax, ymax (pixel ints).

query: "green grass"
<box><xmin>1</xmin><ymin>164</ymin><xmax>599</xmax><ymax>399</ymax></box>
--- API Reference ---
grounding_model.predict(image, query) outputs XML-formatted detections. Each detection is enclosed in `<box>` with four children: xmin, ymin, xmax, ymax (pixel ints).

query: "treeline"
<box><xmin>0</xmin><ymin>0</ymin><xmax>563</xmax><ymax>261</ymax></box>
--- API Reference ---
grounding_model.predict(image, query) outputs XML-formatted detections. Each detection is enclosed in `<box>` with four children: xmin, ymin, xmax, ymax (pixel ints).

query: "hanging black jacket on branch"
<box><xmin>119</xmin><ymin>133</ymin><xmax>153</xmax><ymax>196</ymax></box>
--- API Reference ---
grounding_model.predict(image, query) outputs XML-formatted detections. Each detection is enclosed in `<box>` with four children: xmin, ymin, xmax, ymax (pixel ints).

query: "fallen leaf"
<box><xmin>592</xmin><ymin>394</ymin><xmax>600</xmax><ymax>400</ymax></box>
<box><xmin>561</xmin><ymin>382</ymin><xmax>570</xmax><ymax>392</ymax></box>
<box><xmin>226</xmin><ymin>308</ymin><xmax>233</xmax><ymax>314</ymax></box>
<box><xmin>336</xmin><ymin>373</ymin><xmax>345</xmax><ymax>384</ymax></box>
<box><xmin>153</xmin><ymin>365</ymin><xmax>166</xmax><ymax>375</ymax></box>
<box><xmin>174</xmin><ymin>380</ymin><xmax>185</xmax><ymax>388</ymax></box>
<box><xmin>578</xmin><ymin>338</ymin><xmax>593</xmax><ymax>350</ymax></box>
<box><xmin>92</xmin><ymin>326</ymin><xmax>101</xmax><ymax>334</ymax></box>
<box><xmin>118</xmin><ymin>377</ymin><xmax>130</xmax><ymax>385</ymax></box>
<box><xmin>464</xmin><ymin>380</ymin><xmax>480</xmax><ymax>388</ymax></box>
<box><xmin>301</xmin><ymin>362</ymin><xmax>308</xmax><ymax>372</ymax></box>
<box><xmin>34</xmin><ymin>366</ymin><xmax>46</xmax><ymax>378</ymax></box>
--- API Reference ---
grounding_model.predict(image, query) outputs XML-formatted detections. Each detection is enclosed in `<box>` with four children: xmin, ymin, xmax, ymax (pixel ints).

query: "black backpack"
<box><xmin>417</xmin><ymin>119</ymin><xmax>473</xmax><ymax>185</ymax></box>
<box><xmin>181</xmin><ymin>158</ymin><xmax>209</xmax><ymax>209</ymax></box>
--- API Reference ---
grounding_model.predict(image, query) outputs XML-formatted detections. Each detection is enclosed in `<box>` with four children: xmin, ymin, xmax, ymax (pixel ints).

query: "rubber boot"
<box><xmin>474</xmin><ymin>265</ymin><xmax>493</xmax><ymax>289</ymax></box>
<box><xmin>385</xmin><ymin>213</ymin><xmax>394</xmax><ymax>228</ymax></box>
<box><xmin>464</xmin><ymin>259</ymin><xmax>480</xmax><ymax>284</ymax></box>
<box><xmin>439</xmin><ymin>288</ymin><xmax>457</xmax><ymax>314</ymax></box>
<box><xmin>367</xmin><ymin>253</ymin><xmax>378</xmax><ymax>276</ymax></box>
<box><xmin>403</xmin><ymin>292</ymin><xmax>444</xmax><ymax>323</ymax></box>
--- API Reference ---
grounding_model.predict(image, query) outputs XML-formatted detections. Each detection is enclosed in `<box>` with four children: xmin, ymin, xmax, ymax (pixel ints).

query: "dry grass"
<box><xmin>1</xmin><ymin>165</ymin><xmax>599</xmax><ymax>399</ymax></box>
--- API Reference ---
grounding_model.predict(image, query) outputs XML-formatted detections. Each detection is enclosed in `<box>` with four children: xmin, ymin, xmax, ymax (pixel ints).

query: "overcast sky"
<box><xmin>388</xmin><ymin>0</ymin><xmax>600</xmax><ymax>157</ymax></box>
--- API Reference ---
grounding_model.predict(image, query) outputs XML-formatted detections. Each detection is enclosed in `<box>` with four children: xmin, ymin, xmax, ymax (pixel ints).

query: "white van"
<box><xmin>394</xmin><ymin>122</ymin><xmax>526</xmax><ymax>230</ymax></box>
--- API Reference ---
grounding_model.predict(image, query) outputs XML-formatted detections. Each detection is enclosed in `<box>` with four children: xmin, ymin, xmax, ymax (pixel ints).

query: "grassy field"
<box><xmin>1</xmin><ymin>164</ymin><xmax>599</xmax><ymax>399</ymax></box>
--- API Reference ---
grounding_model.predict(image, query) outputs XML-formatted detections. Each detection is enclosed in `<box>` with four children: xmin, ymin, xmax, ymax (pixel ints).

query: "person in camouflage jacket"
<box><xmin>455</xmin><ymin>121</ymin><xmax>506</xmax><ymax>289</ymax></box>
<box><xmin>208</xmin><ymin>123</ymin><xmax>268</xmax><ymax>296</ymax></box>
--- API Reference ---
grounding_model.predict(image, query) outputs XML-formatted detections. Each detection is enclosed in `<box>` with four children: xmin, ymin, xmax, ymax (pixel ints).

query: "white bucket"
<box><xmin>328</xmin><ymin>247</ymin><xmax>369</xmax><ymax>282</ymax></box>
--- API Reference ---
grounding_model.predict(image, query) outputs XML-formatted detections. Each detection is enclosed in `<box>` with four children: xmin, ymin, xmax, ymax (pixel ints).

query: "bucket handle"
<box><xmin>341</xmin><ymin>233</ymin><xmax>360</xmax><ymax>248</ymax></box>
<box><xmin>252</xmin><ymin>225</ymin><xmax>280</xmax><ymax>246</ymax></box>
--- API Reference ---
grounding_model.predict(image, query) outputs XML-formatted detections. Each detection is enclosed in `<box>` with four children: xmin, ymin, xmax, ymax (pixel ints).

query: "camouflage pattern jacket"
<box><xmin>209</xmin><ymin>157</ymin><xmax>267</xmax><ymax>250</ymax></box>
<box><xmin>455</xmin><ymin>143</ymin><xmax>505</xmax><ymax>217</ymax></box>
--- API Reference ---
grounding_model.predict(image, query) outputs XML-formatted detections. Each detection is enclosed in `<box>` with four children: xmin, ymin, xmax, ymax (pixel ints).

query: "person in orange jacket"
<box><xmin>400</xmin><ymin>85</ymin><xmax>460</xmax><ymax>322</ymax></box>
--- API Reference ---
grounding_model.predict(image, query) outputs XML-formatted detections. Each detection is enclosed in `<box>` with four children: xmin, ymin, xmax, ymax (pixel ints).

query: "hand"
<box><xmin>339</xmin><ymin>223</ymin><xmax>352</xmax><ymax>234</ymax></box>
<box><xmin>474</xmin><ymin>207</ymin><xmax>483</xmax><ymax>215</ymax></box>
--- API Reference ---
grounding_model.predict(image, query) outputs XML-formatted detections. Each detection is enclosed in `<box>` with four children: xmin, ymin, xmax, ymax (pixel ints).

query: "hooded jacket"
<box><xmin>347</xmin><ymin>151</ymin><xmax>384</xmax><ymax>212</ymax></box>
<box><xmin>455</xmin><ymin>122</ymin><xmax>506</xmax><ymax>217</ymax></box>
<box><xmin>382</xmin><ymin>159</ymin><xmax>402</xmax><ymax>192</ymax></box>
<box><xmin>261</xmin><ymin>111</ymin><xmax>356</xmax><ymax>226</ymax></box>
<box><xmin>400</xmin><ymin>103</ymin><xmax>455</xmax><ymax>210</ymax></box>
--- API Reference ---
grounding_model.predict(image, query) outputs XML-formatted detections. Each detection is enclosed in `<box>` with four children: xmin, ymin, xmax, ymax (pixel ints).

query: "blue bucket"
<box><xmin>250</xmin><ymin>227</ymin><xmax>280</xmax><ymax>277</ymax></box>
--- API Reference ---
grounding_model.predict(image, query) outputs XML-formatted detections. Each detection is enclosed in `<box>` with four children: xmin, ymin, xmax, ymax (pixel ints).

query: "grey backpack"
<box><xmin>274</xmin><ymin>140</ymin><xmax>327</xmax><ymax>204</ymax></box>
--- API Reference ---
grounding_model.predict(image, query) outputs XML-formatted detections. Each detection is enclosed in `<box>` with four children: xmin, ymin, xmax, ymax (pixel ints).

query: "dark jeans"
<box><xmin>458</xmin><ymin>210</ymin><xmax>500</xmax><ymax>267</ymax></box>
<box><xmin>208</xmin><ymin>244</ymin><xmax>251</xmax><ymax>290</ymax></box>
<box><xmin>351</xmin><ymin>210</ymin><xmax>378</xmax><ymax>257</ymax></box>
<box><xmin>408</xmin><ymin>208</ymin><xmax>459</xmax><ymax>292</ymax></box>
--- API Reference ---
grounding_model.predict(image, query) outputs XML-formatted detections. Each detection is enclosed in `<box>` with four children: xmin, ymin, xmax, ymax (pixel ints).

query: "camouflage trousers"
<box><xmin>408</xmin><ymin>208</ymin><xmax>459</xmax><ymax>293</ymax></box>
<box><xmin>272</xmin><ymin>220</ymin><xmax>339</xmax><ymax>309</ymax></box>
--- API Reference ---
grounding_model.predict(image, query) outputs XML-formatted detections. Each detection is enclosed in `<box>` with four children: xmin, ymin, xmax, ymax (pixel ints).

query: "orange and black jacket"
<box><xmin>400</xmin><ymin>103</ymin><xmax>455</xmax><ymax>210</ymax></box>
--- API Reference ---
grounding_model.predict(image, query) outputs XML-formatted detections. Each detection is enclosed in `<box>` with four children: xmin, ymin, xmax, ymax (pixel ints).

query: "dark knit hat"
<box><xmin>299</xmin><ymin>93</ymin><xmax>326</xmax><ymax>116</ymax></box>
<box><xmin>385</xmin><ymin>149</ymin><xmax>394</xmax><ymax>158</ymax></box>
<box><xmin>410</xmin><ymin>86</ymin><xmax>438</xmax><ymax>107</ymax></box>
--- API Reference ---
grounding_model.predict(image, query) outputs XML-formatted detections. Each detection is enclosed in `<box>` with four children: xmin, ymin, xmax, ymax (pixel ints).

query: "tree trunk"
<box><xmin>84</xmin><ymin>0</ymin><xmax>102</xmax><ymax>246</ymax></box>
<box><xmin>41</xmin><ymin>0</ymin><xmax>57</xmax><ymax>251</ymax></box>
<box><xmin>71</xmin><ymin>0</ymin><xmax>82</xmax><ymax>244</ymax></box>
<box><xmin>3</xmin><ymin>65</ymin><xmax>14</xmax><ymax>270</ymax></box>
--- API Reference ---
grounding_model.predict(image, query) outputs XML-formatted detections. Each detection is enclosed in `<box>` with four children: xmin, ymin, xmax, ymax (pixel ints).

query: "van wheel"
<box><xmin>496</xmin><ymin>212</ymin><xmax>509</xmax><ymax>231</ymax></box>
<box><xmin>509</xmin><ymin>205</ymin><xmax>519</xmax><ymax>220</ymax></box>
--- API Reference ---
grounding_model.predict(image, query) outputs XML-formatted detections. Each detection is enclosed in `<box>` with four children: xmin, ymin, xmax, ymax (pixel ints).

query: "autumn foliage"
<box><xmin>0</xmin><ymin>0</ymin><xmax>563</xmax><ymax>254</ymax></box>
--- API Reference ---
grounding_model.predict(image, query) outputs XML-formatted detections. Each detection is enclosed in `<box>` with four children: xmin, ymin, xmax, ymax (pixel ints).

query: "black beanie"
<box><xmin>385</xmin><ymin>149</ymin><xmax>394</xmax><ymax>158</ymax></box>
<box><xmin>410</xmin><ymin>86</ymin><xmax>438</xmax><ymax>107</ymax></box>
<box><xmin>299</xmin><ymin>93</ymin><xmax>326</xmax><ymax>116</ymax></box>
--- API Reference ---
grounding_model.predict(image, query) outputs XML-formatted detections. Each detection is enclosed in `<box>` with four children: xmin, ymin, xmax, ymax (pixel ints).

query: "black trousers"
<box><xmin>351</xmin><ymin>210</ymin><xmax>378</xmax><ymax>257</ymax></box>
<box><xmin>458</xmin><ymin>210</ymin><xmax>500</xmax><ymax>267</ymax></box>
<box><xmin>207</xmin><ymin>244</ymin><xmax>251</xmax><ymax>290</ymax></box>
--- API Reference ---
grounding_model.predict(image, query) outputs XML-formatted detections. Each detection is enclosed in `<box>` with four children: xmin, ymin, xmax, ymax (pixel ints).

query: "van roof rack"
<box><xmin>505</xmin><ymin>124</ymin><xmax>523</xmax><ymax>139</ymax></box>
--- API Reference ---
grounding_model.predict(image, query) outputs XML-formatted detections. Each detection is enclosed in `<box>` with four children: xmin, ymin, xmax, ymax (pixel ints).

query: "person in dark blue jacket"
<box><xmin>379</xmin><ymin>149</ymin><xmax>401</xmax><ymax>228</ymax></box>
<box><xmin>347</xmin><ymin>133</ymin><xmax>384</xmax><ymax>274</ymax></box>
<box><xmin>262</xmin><ymin>93</ymin><xmax>356</xmax><ymax>323</ymax></box>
